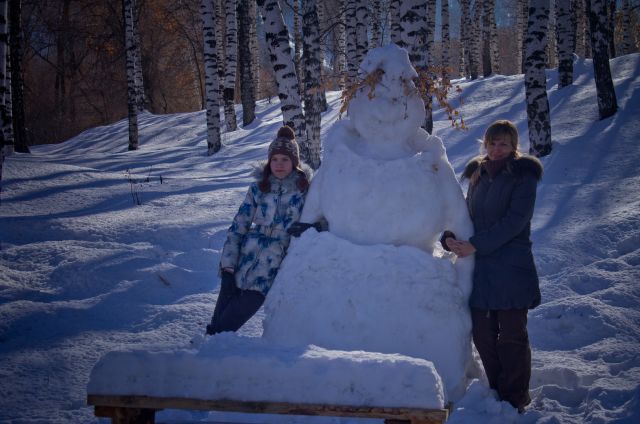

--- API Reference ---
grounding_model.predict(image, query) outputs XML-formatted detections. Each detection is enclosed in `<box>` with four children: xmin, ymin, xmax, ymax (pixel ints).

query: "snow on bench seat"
<box><xmin>87</xmin><ymin>334</ymin><xmax>448</xmax><ymax>423</ymax></box>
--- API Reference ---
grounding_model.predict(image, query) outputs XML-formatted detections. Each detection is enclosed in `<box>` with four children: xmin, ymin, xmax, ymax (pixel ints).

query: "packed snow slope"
<box><xmin>1</xmin><ymin>53</ymin><xmax>639</xmax><ymax>423</ymax></box>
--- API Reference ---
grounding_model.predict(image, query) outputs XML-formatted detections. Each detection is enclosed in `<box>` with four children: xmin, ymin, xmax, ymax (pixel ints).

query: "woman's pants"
<box><xmin>206</xmin><ymin>275</ymin><xmax>265</xmax><ymax>335</ymax></box>
<box><xmin>471</xmin><ymin>308</ymin><xmax>532</xmax><ymax>410</ymax></box>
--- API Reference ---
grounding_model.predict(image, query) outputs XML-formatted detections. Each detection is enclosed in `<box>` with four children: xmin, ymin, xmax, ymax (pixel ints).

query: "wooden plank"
<box><xmin>87</xmin><ymin>395</ymin><xmax>448</xmax><ymax>423</ymax></box>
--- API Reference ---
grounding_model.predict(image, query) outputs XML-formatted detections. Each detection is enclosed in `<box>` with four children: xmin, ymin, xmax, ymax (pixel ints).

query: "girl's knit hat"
<box><xmin>268</xmin><ymin>126</ymin><xmax>300</xmax><ymax>167</ymax></box>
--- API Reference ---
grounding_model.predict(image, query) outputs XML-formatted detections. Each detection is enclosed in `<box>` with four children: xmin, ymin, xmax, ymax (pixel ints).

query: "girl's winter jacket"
<box><xmin>463</xmin><ymin>154</ymin><xmax>543</xmax><ymax>310</ymax></box>
<box><xmin>220</xmin><ymin>165</ymin><xmax>311</xmax><ymax>295</ymax></box>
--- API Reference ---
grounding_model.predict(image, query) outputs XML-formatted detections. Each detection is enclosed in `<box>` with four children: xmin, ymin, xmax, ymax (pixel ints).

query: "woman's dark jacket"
<box><xmin>463</xmin><ymin>154</ymin><xmax>543</xmax><ymax>310</ymax></box>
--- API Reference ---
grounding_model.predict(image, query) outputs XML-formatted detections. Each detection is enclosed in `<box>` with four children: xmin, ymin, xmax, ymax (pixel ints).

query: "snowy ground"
<box><xmin>1</xmin><ymin>53</ymin><xmax>639</xmax><ymax>423</ymax></box>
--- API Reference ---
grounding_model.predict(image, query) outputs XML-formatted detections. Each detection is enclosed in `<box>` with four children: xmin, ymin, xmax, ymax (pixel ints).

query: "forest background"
<box><xmin>18</xmin><ymin>0</ymin><xmax>640</xmax><ymax>148</ymax></box>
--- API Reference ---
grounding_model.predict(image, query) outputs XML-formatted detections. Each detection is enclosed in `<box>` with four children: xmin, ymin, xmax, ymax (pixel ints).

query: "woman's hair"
<box><xmin>483</xmin><ymin>120</ymin><xmax>520</xmax><ymax>152</ymax></box>
<box><xmin>469</xmin><ymin>120</ymin><xmax>521</xmax><ymax>186</ymax></box>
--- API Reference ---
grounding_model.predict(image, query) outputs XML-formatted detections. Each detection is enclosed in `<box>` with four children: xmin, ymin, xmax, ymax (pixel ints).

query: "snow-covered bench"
<box><xmin>86</xmin><ymin>336</ymin><xmax>450</xmax><ymax>424</ymax></box>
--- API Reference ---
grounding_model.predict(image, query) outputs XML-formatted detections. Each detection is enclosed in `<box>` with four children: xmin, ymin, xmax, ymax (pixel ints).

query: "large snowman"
<box><xmin>262</xmin><ymin>45</ymin><xmax>479</xmax><ymax>402</ymax></box>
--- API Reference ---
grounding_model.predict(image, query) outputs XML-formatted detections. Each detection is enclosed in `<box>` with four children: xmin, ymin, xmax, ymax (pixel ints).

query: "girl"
<box><xmin>206</xmin><ymin>126</ymin><xmax>311</xmax><ymax>335</ymax></box>
<box><xmin>443</xmin><ymin>120</ymin><xmax>543</xmax><ymax>412</ymax></box>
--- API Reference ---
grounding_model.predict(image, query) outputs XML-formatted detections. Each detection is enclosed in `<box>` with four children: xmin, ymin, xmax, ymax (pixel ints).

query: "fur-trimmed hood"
<box><xmin>462</xmin><ymin>154</ymin><xmax>543</xmax><ymax>181</ymax></box>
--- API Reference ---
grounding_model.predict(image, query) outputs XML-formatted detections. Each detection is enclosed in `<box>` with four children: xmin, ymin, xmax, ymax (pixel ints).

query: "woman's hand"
<box><xmin>447</xmin><ymin>239</ymin><xmax>476</xmax><ymax>258</ymax></box>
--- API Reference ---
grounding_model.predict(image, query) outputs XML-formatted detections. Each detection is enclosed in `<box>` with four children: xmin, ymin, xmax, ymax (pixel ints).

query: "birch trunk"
<box><xmin>302</xmin><ymin>0</ymin><xmax>322</xmax><ymax>169</ymax></box>
<box><xmin>0</xmin><ymin>0</ymin><xmax>9</xmax><ymax>168</ymax></box>
<box><xmin>332</xmin><ymin>6</ymin><xmax>346</xmax><ymax>89</ymax></box>
<box><xmin>488</xmin><ymin>0</ymin><xmax>499</xmax><ymax>74</ymax></box>
<box><xmin>620</xmin><ymin>0</ymin><xmax>632</xmax><ymax>55</ymax></box>
<box><xmin>441</xmin><ymin>0</ymin><xmax>450</xmax><ymax>81</ymax></box>
<box><xmin>389</xmin><ymin>0</ymin><xmax>401</xmax><ymax>45</ymax></box>
<box><xmin>201</xmin><ymin>0</ymin><xmax>222</xmax><ymax>155</ymax></box>
<box><xmin>293</xmin><ymin>0</ymin><xmax>303</xmax><ymax>95</ymax></box>
<box><xmin>424</xmin><ymin>0</ymin><xmax>435</xmax><ymax>134</ymax></box>
<box><xmin>132</xmin><ymin>0</ymin><xmax>145</xmax><ymax>111</ymax></box>
<box><xmin>460</xmin><ymin>0</ymin><xmax>472</xmax><ymax>78</ymax></box>
<box><xmin>315</xmin><ymin>0</ymin><xmax>327</xmax><ymax>111</ymax></box>
<box><xmin>524</xmin><ymin>0</ymin><xmax>553</xmax><ymax>157</ymax></box>
<box><xmin>482</xmin><ymin>1</ymin><xmax>492</xmax><ymax>76</ymax></box>
<box><xmin>546</xmin><ymin>8</ymin><xmax>557</xmax><ymax>69</ymax></box>
<box><xmin>575</xmin><ymin>0</ymin><xmax>591</xmax><ymax>58</ymax></box>
<box><xmin>354</xmin><ymin>0</ymin><xmax>368</xmax><ymax>75</ymax></box>
<box><xmin>249</xmin><ymin>0</ymin><xmax>259</xmax><ymax>99</ymax></box>
<box><xmin>345</xmin><ymin>0</ymin><xmax>358</xmax><ymax>82</ymax></box>
<box><xmin>123</xmin><ymin>0</ymin><xmax>139</xmax><ymax>151</ymax></box>
<box><xmin>257</xmin><ymin>0</ymin><xmax>307</xmax><ymax>154</ymax></box>
<box><xmin>370</xmin><ymin>0</ymin><xmax>381</xmax><ymax>48</ymax></box>
<box><xmin>3</xmin><ymin>47</ymin><xmax>13</xmax><ymax>151</ymax></box>
<box><xmin>607</xmin><ymin>2</ymin><xmax>616</xmax><ymax>58</ymax></box>
<box><xmin>222</xmin><ymin>0</ymin><xmax>238</xmax><ymax>131</ymax></box>
<box><xmin>520</xmin><ymin>0</ymin><xmax>528</xmax><ymax>72</ymax></box>
<box><xmin>8</xmin><ymin>0</ymin><xmax>25</xmax><ymax>153</ymax></box>
<box><xmin>587</xmin><ymin>0</ymin><xmax>618</xmax><ymax>119</ymax></box>
<box><xmin>556</xmin><ymin>0</ymin><xmax>574</xmax><ymax>87</ymax></box>
<box><xmin>237</xmin><ymin>0</ymin><xmax>255</xmax><ymax>125</ymax></box>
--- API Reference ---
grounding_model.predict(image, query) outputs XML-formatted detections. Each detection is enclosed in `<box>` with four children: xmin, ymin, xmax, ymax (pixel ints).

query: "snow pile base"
<box><xmin>88</xmin><ymin>333</ymin><xmax>445</xmax><ymax>409</ymax></box>
<box><xmin>264</xmin><ymin>230</ymin><xmax>476</xmax><ymax>401</ymax></box>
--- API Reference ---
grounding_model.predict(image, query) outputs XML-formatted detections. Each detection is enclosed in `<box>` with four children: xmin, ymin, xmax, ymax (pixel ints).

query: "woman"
<box><xmin>444</xmin><ymin>120</ymin><xmax>543</xmax><ymax>412</ymax></box>
<box><xmin>206</xmin><ymin>126</ymin><xmax>311</xmax><ymax>335</ymax></box>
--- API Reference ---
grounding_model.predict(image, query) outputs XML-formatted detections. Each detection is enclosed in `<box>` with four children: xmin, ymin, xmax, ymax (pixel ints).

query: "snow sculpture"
<box><xmin>263</xmin><ymin>44</ymin><xmax>478</xmax><ymax>402</ymax></box>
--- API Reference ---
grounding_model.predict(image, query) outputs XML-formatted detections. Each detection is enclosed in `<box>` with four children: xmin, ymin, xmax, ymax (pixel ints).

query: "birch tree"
<box><xmin>250</xmin><ymin>1</ymin><xmax>259</xmax><ymax>98</ymax></box>
<box><xmin>607</xmin><ymin>1</ymin><xmax>616</xmax><ymax>58</ymax></box>
<box><xmin>516</xmin><ymin>0</ymin><xmax>526</xmax><ymax>73</ymax></box>
<box><xmin>441</xmin><ymin>0</ymin><xmax>450</xmax><ymax>81</ymax></box>
<box><xmin>354</xmin><ymin>0</ymin><xmax>368</xmax><ymax>75</ymax></box>
<box><xmin>132</xmin><ymin>0</ymin><xmax>145</xmax><ymax>111</ymax></box>
<box><xmin>370</xmin><ymin>0</ymin><xmax>382</xmax><ymax>48</ymax></box>
<box><xmin>331</xmin><ymin>5</ymin><xmax>346</xmax><ymax>88</ymax></box>
<box><xmin>482</xmin><ymin>0</ymin><xmax>499</xmax><ymax>76</ymax></box>
<box><xmin>237</xmin><ymin>0</ymin><xmax>255</xmax><ymax>125</ymax></box>
<box><xmin>524</xmin><ymin>0</ymin><xmax>553</xmax><ymax>157</ymax></box>
<box><xmin>201</xmin><ymin>0</ymin><xmax>222</xmax><ymax>155</ymax></box>
<box><xmin>546</xmin><ymin>8</ymin><xmax>557</xmax><ymax>69</ymax></box>
<box><xmin>556</xmin><ymin>0</ymin><xmax>574</xmax><ymax>87</ymax></box>
<box><xmin>8</xmin><ymin>0</ymin><xmax>25</xmax><ymax>153</ymax></box>
<box><xmin>620</xmin><ymin>0</ymin><xmax>632</xmax><ymax>55</ymax></box>
<box><xmin>302</xmin><ymin>0</ymin><xmax>322</xmax><ymax>169</ymax></box>
<box><xmin>257</xmin><ymin>0</ymin><xmax>307</xmax><ymax>153</ymax></box>
<box><xmin>123</xmin><ymin>0</ymin><xmax>139</xmax><ymax>151</ymax></box>
<box><xmin>1</xmin><ymin>0</ymin><xmax>9</xmax><ymax>177</ymax></box>
<box><xmin>222</xmin><ymin>0</ymin><xmax>238</xmax><ymax>131</ymax></box>
<box><xmin>3</xmin><ymin>48</ymin><xmax>12</xmax><ymax>151</ymax></box>
<box><xmin>389</xmin><ymin>0</ymin><xmax>401</xmax><ymax>45</ymax></box>
<box><xmin>293</xmin><ymin>0</ymin><xmax>303</xmax><ymax>94</ymax></box>
<box><xmin>575</xmin><ymin>0</ymin><xmax>591</xmax><ymax>58</ymax></box>
<box><xmin>587</xmin><ymin>0</ymin><xmax>617</xmax><ymax>119</ymax></box>
<box><xmin>345</xmin><ymin>0</ymin><xmax>357</xmax><ymax>82</ymax></box>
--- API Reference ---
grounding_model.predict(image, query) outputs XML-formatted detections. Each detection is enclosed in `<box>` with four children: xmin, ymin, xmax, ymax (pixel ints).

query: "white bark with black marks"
<box><xmin>302</xmin><ymin>0</ymin><xmax>322</xmax><ymax>169</ymax></box>
<box><xmin>0</xmin><ymin>0</ymin><xmax>9</xmax><ymax>172</ymax></box>
<box><xmin>546</xmin><ymin>8</ymin><xmax>557</xmax><ymax>69</ymax></box>
<box><xmin>441</xmin><ymin>0</ymin><xmax>450</xmax><ymax>80</ymax></box>
<box><xmin>574</xmin><ymin>0</ymin><xmax>591</xmax><ymax>58</ymax></box>
<box><xmin>487</xmin><ymin>0</ymin><xmax>499</xmax><ymax>74</ymax></box>
<box><xmin>587</xmin><ymin>0</ymin><xmax>618</xmax><ymax>119</ymax></box>
<box><xmin>222</xmin><ymin>0</ymin><xmax>238</xmax><ymax>131</ymax></box>
<box><xmin>389</xmin><ymin>0</ymin><xmax>401</xmax><ymax>45</ymax></box>
<box><xmin>237</xmin><ymin>0</ymin><xmax>255</xmax><ymax>126</ymax></box>
<box><xmin>515</xmin><ymin>0</ymin><xmax>526</xmax><ymax>74</ymax></box>
<box><xmin>293</xmin><ymin>0</ymin><xmax>303</xmax><ymax>96</ymax></box>
<box><xmin>524</xmin><ymin>0</ymin><xmax>553</xmax><ymax>157</ymax></box>
<box><xmin>556</xmin><ymin>0</ymin><xmax>574</xmax><ymax>87</ymax></box>
<box><xmin>460</xmin><ymin>0</ymin><xmax>471</xmax><ymax>78</ymax></box>
<box><xmin>132</xmin><ymin>0</ymin><xmax>145</xmax><ymax>112</ymax></box>
<box><xmin>621</xmin><ymin>0</ymin><xmax>632</xmax><ymax>55</ymax></box>
<box><xmin>123</xmin><ymin>0</ymin><xmax>139</xmax><ymax>151</ymax></box>
<box><xmin>257</xmin><ymin>0</ymin><xmax>307</xmax><ymax>151</ymax></box>
<box><xmin>332</xmin><ymin>5</ymin><xmax>346</xmax><ymax>89</ymax></box>
<box><xmin>370</xmin><ymin>0</ymin><xmax>381</xmax><ymax>48</ymax></box>
<box><xmin>344</xmin><ymin>0</ymin><xmax>357</xmax><ymax>82</ymax></box>
<box><xmin>398</xmin><ymin>0</ymin><xmax>427</xmax><ymax>68</ymax></box>
<box><xmin>201</xmin><ymin>0</ymin><xmax>222</xmax><ymax>155</ymax></box>
<box><xmin>354</xmin><ymin>0</ymin><xmax>368</xmax><ymax>71</ymax></box>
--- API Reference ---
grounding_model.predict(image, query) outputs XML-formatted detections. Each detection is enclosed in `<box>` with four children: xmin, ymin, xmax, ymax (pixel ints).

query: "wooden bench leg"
<box><xmin>94</xmin><ymin>406</ymin><xmax>156</xmax><ymax>424</ymax></box>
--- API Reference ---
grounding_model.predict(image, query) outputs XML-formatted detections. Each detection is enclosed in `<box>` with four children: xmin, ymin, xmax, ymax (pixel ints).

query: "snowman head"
<box><xmin>347</xmin><ymin>45</ymin><xmax>426</xmax><ymax>148</ymax></box>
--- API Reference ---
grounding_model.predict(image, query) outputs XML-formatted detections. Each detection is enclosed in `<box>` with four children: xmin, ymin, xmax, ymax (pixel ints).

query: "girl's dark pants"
<box><xmin>206</xmin><ymin>274</ymin><xmax>265</xmax><ymax>335</ymax></box>
<box><xmin>471</xmin><ymin>308</ymin><xmax>532</xmax><ymax>410</ymax></box>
